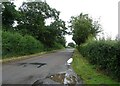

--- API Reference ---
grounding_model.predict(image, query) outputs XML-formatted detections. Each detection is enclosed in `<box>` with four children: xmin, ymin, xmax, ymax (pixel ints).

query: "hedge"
<box><xmin>78</xmin><ymin>40</ymin><xmax>120</xmax><ymax>81</ymax></box>
<box><xmin>2</xmin><ymin>31</ymin><xmax>44</xmax><ymax>58</ymax></box>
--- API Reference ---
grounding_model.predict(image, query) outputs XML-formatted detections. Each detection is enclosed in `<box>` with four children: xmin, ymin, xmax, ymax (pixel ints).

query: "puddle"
<box><xmin>32</xmin><ymin>67</ymin><xmax>82</xmax><ymax>85</ymax></box>
<box><xmin>32</xmin><ymin>58</ymin><xmax>83</xmax><ymax>85</ymax></box>
<box><xmin>48</xmin><ymin>73</ymin><xmax>66</xmax><ymax>84</ymax></box>
<box><xmin>18</xmin><ymin>62</ymin><xmax>47</xmax><ymax>68</ymax></box>
<box><xmin>47</xmin><ymin>71</ymin><xmax>77</xmax><ymax>85</ymax></box>
<box><xmin>44</xmin><ymin>61</ymin><xmax>82</xmax><ymax>85</ymax></box>
<box><xmin>32</xmin><ymin>71</ymin><xmax>82</xmax><ymax>85</ymax></box>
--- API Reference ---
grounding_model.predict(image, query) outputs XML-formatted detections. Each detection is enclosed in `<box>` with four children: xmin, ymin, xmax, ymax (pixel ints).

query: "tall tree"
<box><xmin>17</xmin><ymin>1</ymin><xmax>67</xmax><ymax>47</ymax></box>
<box><xmin>2</xmin><ymin>2</ymin><xmax>18</xmax><ymax>28</ymax></box>
<box><xmin>44</xmin><ymin>19</ymin><xmax>67</xmax><ymax>47</ymax></box>
<box><xmin>70</xmin><ymin>13</ymin><xmax>101</xmax><ymax>45</ymax></box>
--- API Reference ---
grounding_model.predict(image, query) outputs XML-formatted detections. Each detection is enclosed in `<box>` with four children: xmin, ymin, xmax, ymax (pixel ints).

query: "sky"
<box><xmin>14</xmin><ymin>0</ymin><xmax>119</xmax><ymax>45</ymax></box>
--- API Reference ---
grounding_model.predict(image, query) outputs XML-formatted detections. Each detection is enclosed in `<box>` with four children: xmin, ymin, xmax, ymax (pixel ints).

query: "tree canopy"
<box><xmin>2</xmin><ymin>2</ymin><xmax>19</xmax><ymax>28</ymax></box>
<box><xmin>70</xmin><ymin>13</ymin><xmax>101</xmax><ymax>45</ymax></box>
<box><xmin>2</xmin><ymin>1</ymin><xmax>67</xmax><ymax>48</ymax></box>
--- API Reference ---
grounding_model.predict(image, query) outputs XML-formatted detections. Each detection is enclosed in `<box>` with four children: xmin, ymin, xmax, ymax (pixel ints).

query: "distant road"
<box><xmin>2</xmin><ymin>48</ymin><xmax>74</xmax><ymax>84</ymax></box>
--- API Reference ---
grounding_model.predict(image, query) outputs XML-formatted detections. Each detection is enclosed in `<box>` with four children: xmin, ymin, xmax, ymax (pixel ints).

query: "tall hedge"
<box><xmin>2</xmin><ymin>31</ymin><xmax>44</xmax><ymax>58</ymax></box>
<box><xmin>78</xmin><ymin>40</ymin><xmax>120</xmax><ymax>81</ymax></box>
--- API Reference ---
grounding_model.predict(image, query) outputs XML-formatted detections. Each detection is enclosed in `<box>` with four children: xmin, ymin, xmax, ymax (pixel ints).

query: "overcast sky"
<box><xmin>14</xmin><ymin>0</ymin><xmax>119</xmax><ymax>44</ymax></box>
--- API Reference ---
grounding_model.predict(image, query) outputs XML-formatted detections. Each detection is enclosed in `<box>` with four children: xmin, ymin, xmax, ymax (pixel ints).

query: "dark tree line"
<box><xmin>2</xmin><ymin>1</ymin><xmax>67</xmax><ymax>49</ymax></box>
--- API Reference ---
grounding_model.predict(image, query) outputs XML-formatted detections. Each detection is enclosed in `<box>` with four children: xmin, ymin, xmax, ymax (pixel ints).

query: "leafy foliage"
<box><xmin>2</xmin><ymin>2</ymin><xmax>19</xmax><ymax>28</ymax></box>
<box><xmin>2</xmin><ymin>31</ymin><xmax>44</xmax><ymax>57</ymax></box>
<box><xmin>2</xmin><ymin>1</ymin><xmax>67</xmax><ymax>57</ymax></box>
<box><xmin>78</xmin><ymin>40</ymin><xmax>120</xmax><ymax>81</ymax></box>
<box><xmin>70</xmin><ymin>13</ymin><xmax>101</xmax><ymax>45</ymax></box>
<box><xmin>72</xmin><ymin>49</ymin><xmax>119</xmax><ymax>84</ymax></box>
<box><xmin>18</xmin><ymin>1</ymin><xmax>67</xmax><ymax>48</ymax></box>
<box><xmin>16</xmin><ymin>2</ymin><xmax>67</xmax><ymax>48</ymax></box>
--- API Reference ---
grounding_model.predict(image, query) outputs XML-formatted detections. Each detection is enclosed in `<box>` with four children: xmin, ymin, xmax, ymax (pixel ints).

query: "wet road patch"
<box><xmin>18</xmin><ymin>62</ymin><xmax>47</xmax><ymax>68</ymax></box>
<box><xmin>32</xmin><ymin>72</ymin><xmax>78</xmax><ymax>86</ymax></box>
<box><xmin>32</xmin><ymin>63</ymin><xmax>83</xmax><ymax>85</ymax></box>
<box><xmin>47</xmin><ymin>73</ymin><xmax>77</xmax><ymax>85</ymax></box>
<box><xmin>48</xmin><ymin>73</ymin><xmax>66</xmax><ymax>84</ymax></box>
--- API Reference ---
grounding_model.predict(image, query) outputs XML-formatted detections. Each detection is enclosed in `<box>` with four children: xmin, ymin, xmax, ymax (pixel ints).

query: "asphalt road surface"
<box><xmin>2</xmin><ymin>48</ymin><xmax>80</xmax><ymax>84</ymax></box>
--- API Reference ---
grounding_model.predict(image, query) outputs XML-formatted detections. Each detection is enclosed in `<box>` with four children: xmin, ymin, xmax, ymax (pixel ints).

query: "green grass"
<box><xmin>72</xmin><ymin>49</ymin><xmax>120</xmax><ymax>85</ymax></box>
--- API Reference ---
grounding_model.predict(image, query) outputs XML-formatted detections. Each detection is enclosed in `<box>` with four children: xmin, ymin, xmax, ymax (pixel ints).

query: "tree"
<box><xmin>2</xmin><ymin>1</ymin><xmax>67</xmax><ymax>49</ymax></box>
<box><xmin>16</xmin><ymin>1</ymin><xmax>67</xmax><ymax>48</ymax></box>
<box><xmin>2</xmin><ymin>2</ymin><xmax>19</xmax><ymax>28</ymax></box>
<box><xmin>68</xmin><ymin>42</ymin><xmax>75</xmax><ymax>48</ymax></box>
<box><xmin>70</xmin><ymin>13</ymin><xmax>101</xmax><ymax>45</ymax></box>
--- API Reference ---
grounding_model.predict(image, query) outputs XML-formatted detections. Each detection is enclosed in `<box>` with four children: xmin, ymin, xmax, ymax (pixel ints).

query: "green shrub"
<box><xmin>53</xmin><ymin>42</ymin><xmax>64</xmax><ymax>49</ymax></box>
<box><xmin>2</xmin><ymin>31</ymin><xmax>44</xmax><ymax>58</ymax></box>
<box><xmin>2</xmin><ymin>31</ymin><xmax>22</xmax><ymax>56</ymax></box>
<box><xmin>44</xmin><ymin>42</ymin><xmax>64</xmax><ymax>51</ymax></box>
<box><xmin>18</xmin><ymin>35</ymin><xmax>44</xmax><ymax>54</ymax></box>
<box><xmin>78</xmin><ymin>40</ymin><xmax>120</xmax><ymax>81</ymax></box>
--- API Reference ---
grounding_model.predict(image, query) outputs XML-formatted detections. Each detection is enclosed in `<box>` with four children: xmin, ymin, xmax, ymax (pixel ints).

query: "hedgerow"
<box><xmin>2</xmin><ymin>31</ymin><xmax>44</xmax><ymax>58</ymax></box>
<box><xmin>78</xmin><ymin>40</ymin><xmax>120</xmax><ymax>81</ymax></box>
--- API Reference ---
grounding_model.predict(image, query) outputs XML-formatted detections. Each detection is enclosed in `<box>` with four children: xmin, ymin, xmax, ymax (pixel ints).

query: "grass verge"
<box><xmin>72</xmin><ymin>49</ymin><xmax>120</xmax><ymax>85</ymax></box>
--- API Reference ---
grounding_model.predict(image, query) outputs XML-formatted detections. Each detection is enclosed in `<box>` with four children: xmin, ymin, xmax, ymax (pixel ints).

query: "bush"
<box><xmin>44</xmin><ymin>42</ymin><xmax>64</xmax><ymax>51</ymax></box>
<box><xmin>2</xmin><ymin>31</ymin><xmax>22</xmax><ymax>56</ymax></box>
<box><xmin>18</xmin><ymin>35</ymin><xmax>44</xmax><ymax>54</ymax></box>
<box><xmin>78</xmin><ymin>40</ymin><xmax>120</xmax><ymax>81</ymax></box>
<box><xmin>2</xmin><ymin>31</ymin><xmax>44</xmax><ymax>58</ymax></box>
<box><xmin>53</xmin><ymin>42</ymin><xmax>64</xmax><ymax>49</ymax></box>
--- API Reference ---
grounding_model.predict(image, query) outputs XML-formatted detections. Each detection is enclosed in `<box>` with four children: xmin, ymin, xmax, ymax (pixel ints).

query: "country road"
<box><xmin>2</xmin><ymin>48</ymin><xmax>82</xmax><ymax>85</ymax></box>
